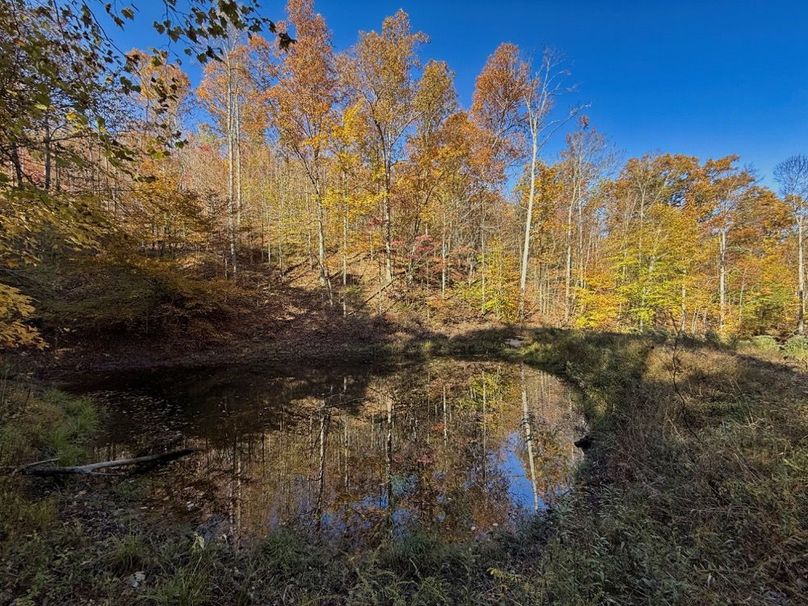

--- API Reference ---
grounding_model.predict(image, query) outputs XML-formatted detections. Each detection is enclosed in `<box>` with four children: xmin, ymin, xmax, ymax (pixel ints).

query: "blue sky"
<box><xmin>114</xmin><ymin>0</ymin><xmax>808</xmax><ymax>185</ymax></box>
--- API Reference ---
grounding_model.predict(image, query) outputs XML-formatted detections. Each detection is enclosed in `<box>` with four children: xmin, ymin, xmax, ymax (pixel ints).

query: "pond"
<box><xmin>68</xmin><ymin>359</ymin><xmax>585</xmax><ymax>546</ymax></box>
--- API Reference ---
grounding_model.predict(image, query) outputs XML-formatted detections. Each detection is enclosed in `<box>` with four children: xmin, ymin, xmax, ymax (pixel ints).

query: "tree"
<box><xmin>343</xmin><ymin>10</ymin><xmax>427</xmax><ymax>288</ymax></box>
<box><xmin>400</xmin><ymin>60</ymin><xmax>458</xmax><ymax>287</ymax></box>
<box><xmin>701</xmin><ymin>156</ymin><xmax>754</xmax><ymax>335</ymax></box>
<box><xmin>268</xmin><ymin>0</ymin><xmax>340</xmax><ymax>303</ymax></box>
<box><xmin>774</xmin><ymin>155</ymin><xmax>808</xmax><ymax>334</ymax></box>
<box><xmin>472</xmin><ymin>44</ymin><xmax>572</xmax><ymax>320</ymax></box>
<box><xmin>0</xmin><ymin>0</ymin><xmax>264</xmax><ymax>346</ymax></box>
<box><xmin>731</xmin><ymin>186</ymin><xmax>793</xmax><ymax>334</ymax></box>
<box><xmin>198</xmin><ymin>33</ymin><xmax>272</xmax><ymax>276</ymax></box>
<box><xmin>558</xmin><ymin>123</ymin><xmax>608</xmax><ymax>323</ymax></box>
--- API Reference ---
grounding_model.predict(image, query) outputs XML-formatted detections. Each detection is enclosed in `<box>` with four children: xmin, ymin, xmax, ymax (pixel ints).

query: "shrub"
<box><xmin>737</xmin><ymin>334</ymin><xmax>780</xmax><ymax>355</ymax></box>
<box><xmin>784</xmin><ymin>334</ymin><xmax>808</xmax><ymax>363</ymax></box>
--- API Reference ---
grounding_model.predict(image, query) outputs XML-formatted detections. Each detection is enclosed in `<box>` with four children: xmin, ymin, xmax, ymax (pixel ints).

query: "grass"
<box><xmin>1</xmin><ymin>330</ymin><xmax>806</xmax><ymax>604</ymax></box>
<box><xmin>107</xmin><ymin>533</ymin><xmax>150</xmax><ymax>575</ymax></box>
<box><xmin>0</xmin><ymin>378</ymin><xmax>98</xmax><ymax>467</ymax></box>
<box><xmin>516</xmin><ymin>329</ymin><xmax>808</xmax><ymax>604</ymax></box>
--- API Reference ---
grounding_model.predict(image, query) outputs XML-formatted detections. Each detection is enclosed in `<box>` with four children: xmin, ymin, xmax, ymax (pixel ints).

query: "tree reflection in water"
<box><xmin>78</xmin><ymin>360</ymin><xmax>585</xmax><ymax>545</ymax></box>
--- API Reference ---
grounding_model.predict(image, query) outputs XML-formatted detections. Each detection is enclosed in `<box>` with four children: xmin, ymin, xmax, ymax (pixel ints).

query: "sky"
<box><xmin>113</xmin><ymin>0</ymin><xmax>808</xmax><ymax>186</ymax></box>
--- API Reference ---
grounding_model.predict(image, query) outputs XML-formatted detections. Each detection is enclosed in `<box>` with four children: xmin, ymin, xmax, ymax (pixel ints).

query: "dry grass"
<box><xmin>514</xmin><ymin>330</ymin><xmax>808</xmax><ymax>604</ymax></box>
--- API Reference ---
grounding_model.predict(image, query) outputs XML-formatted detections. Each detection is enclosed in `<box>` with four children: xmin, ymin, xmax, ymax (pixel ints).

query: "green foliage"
<box><xmin>106</xmin><ymin>534</ymin><xmax>149</xmax><ymax>576</ymax></box>
<box><xmin>784</xmin><ymin>334</ymin><xmax>808</xmax><ymax>362</ymax></box>
<box><xmin>737</xmin><ymin>334</ymin><xmax>781</xmax><ymax>355</ymax></box>
<box><xmin>148</xmin><ymin>566</ymin><xmax>211</xmax><ymax>606</ymax></box>
<box><xmin>0</xmin><ymin>381</ymin><xmax>97</xmax><ymax>467</ymax></box>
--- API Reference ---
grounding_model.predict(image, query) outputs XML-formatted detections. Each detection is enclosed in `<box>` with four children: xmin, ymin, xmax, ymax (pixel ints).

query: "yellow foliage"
<box><xmin>0</xmin><ymin>284</ymin><xmax>44</xmax><ymax>349</ymax></box>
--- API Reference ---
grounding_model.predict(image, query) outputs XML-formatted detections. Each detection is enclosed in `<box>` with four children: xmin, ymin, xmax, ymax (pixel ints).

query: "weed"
<box><xmin>106</xmin><ymin>533</ymin><xmax>149</xmax><ymax>575</ymax></box>
<box><xmin>784</xmin><ymin>334</ymin><xmax>808</xmax><ymax>363</ymax></box>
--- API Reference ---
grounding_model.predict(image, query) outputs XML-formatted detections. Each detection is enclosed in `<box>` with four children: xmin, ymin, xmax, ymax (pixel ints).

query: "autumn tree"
<box><xmin>268</xmin><ymin>0</ymin><xmax>340</xmax><ymax>303</ymax></box>
<box><xmin>558</xmin><ymin>123</ymin><xmax>609</xmax><ymax>322</ymax></box>
<box><xmin>702</xmin><ymin>156</ymin><xmax>754</xmax><ymax>335</ymax></box>
<box><xmin>472</xmin><ymin>44</ymin><xmax>573</xmax><ymax>320</ymax></box>
<box><xmin>198</xmin><ymin>35</ymin><xmax>268</xmax><ymax>275</ymax></box>
<box><xmin>774</xmin><ymin>154</ymin><xmax>808</xmax><ymax>334</ymax></box>
<box><xmin>399</xmin><ymin>60</ymin><xmax>458</xmax><ymax>289</ymax></box>
<box><xmin>730</xmin><ymin>186</ymin><xmax>793</xmax><ymax>334</ymax></box>
<box><xmin>327</xmin><ymin>101</ymin><xmax>375</xmax><ymax>315</ymax></box>
<box><xmin>343</xmin><ymin>10</ymin><xmax>427</xmax><ymax>288</ymax></box>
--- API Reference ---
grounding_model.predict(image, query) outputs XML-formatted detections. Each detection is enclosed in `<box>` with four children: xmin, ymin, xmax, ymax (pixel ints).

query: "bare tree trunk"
<box><xmin>43</xmin><ymin>113</ymin><xmax>52</xmax><ymax>191</ymax></box>
<box><xmin>342</xmin><ymin>191</ymin><xmax>349</xmax><ymax>317</ymax></box>
<box><xmin>226</xmin><ymin>52</ymin><xmax>238</xmax><ymax>277</ymax></box>
<box><xmin>480</xmin><ymin>223</ymin><xmax>487</xmax><ymax>316</ymax></box>
<box><xmin>521</xmin><ymin>366</ymin><xmax>539</xmax><ymax>512</ymax></box>
<box><xmin>680</xmin><ymin>279</ymin><xmax>687</xmax><ymax>332</ymax></box>
<box><xmin>234</xmin><ymin>94</ymin><xmax>242</xmax><ymax>230</ymax></box>
<box><xmin>315</xmin><ymin>189</ymin><xmax>333</xmax><ymax>306</ymax></box>
<box><xmin>719</xmin><ymin>229</ymin><xmax>727</xmax><ymax>334</ymax></box>
<box><xmin>379</xmin><ymin>138</ymin><xmax>394</xmax><ymax>288</ymax></box>
<box><xmin>519</xmin><ymin>123</ymin><xmax>539</xmax><ymax>321</ymax></box>
<box><xmin>441</xmin><ymin>209</ymin><xmax>447</xmax><ymax>296</ymax></box>
<box><xmin>798</xmin><ymin>217</ymin><xmax>805</xmax><ymax>335</ymax></box>
<box><xmin>20</xmin><ymin>448</ymin><xmax>197</xmax><ymax>476</ymax></box>
<box><xmin>442</xmin><ymin>385</ymin><xmax>448</xmax><ymax>445</ymax></box>
<box><xmin>564</xmin><ymin>200</ymin><xmax>574</xmax><ymax>323</ymax></box>
<box><xmin>10</xmin><ymin>145</ymin><xmax>23</xmax><ymax>187</ymax></box>
<box><xmin>382</xmin><ymin>188</ymin><xmax>394</xmax><ymax>287</ymax></box>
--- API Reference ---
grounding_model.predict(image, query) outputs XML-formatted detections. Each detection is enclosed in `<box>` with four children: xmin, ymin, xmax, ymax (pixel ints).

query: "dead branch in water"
<box><xmin>14</xmin><ymin>448</ymin><xmax>197</xmax><ymax>476</ymax></box>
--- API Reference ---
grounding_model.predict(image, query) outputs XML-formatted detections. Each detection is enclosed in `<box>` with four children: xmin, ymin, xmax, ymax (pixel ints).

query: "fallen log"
<box><xmin>12</xmin><ymin>457</ymin><xmax>59</xmax><ymax>475</ymax></box>
<box><xmin>18</xmin><ymin>448</ymin><xmax>198</xmax><ymax>476</ymax></box>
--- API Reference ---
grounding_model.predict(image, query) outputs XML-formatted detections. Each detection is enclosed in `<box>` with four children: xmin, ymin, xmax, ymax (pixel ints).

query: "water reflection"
<box><xmin>75</xmin><ymin>360</ymin><xmax>585</xmax><ymax>544</ymax></box>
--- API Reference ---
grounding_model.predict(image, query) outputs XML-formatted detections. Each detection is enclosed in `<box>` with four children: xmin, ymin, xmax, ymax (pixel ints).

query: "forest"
<box><xmin>1</xmin><ymin>1</ymin><xmax>806</xmax><ymax>604</ymax></box>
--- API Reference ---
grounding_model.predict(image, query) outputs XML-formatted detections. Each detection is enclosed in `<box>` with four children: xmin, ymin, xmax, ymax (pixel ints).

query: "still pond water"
<box><xmin>70</xmin><ymin>359</ymin><xmax>584</xmax><ymax>545</ymax></box>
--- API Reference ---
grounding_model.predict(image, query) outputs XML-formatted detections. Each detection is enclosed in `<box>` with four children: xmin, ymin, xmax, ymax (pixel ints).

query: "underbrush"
<box><xmin>0</xmin><ymin>375</ymin><xmax>98</xmax><ymax>467</ymax></box>
<box><xmin>517</xmin><ymin>330</ymin><xmax>808</xmax><ymax>604</ymax></box>
<box><xmin>9</xmin><ymin>258</ymin><xmax>245</xmax><ymax>341</ymax></box>
<box><xmin>737</xmin><ymin>333</ymin><xmax>808</xmax><ymax>366</ymax></box>
<box><xmin>0</xmin><ymin>376</ymin><xmax>100</xmax><ymax>603</ymax></box>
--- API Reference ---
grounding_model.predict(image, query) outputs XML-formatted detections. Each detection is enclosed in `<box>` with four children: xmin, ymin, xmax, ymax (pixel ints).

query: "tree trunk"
<box><xmin>20</xmin><ymin>449</ymin><xmax>197</xmax><ymax>476</ymax></box>
<box><xmin>10</xmin><ymin>144</ymin><xmax>23</xmax><ymax>187</ymax></box>
<box><xmin>798</xmin><ymin>217</ymin><xmax>805</xmax><ymax>334</ymax></box>
<box><xmin>441</xmin><ymin>210</ymin><xmax>447</xmax><ymax>296</ymax></box>
<box><xmin>521</xmin><ymin>366</ymin><xmax>539</xmax><ymax>512</ymax></box>
<box><xmin>379</xmin><ymin>136</ymin><xmax>394</xmax><ymax>288</ymax></box>
<box><xmin>519</xmin><ymin>123</ymin><xmax>539</xmax><ymax>321</ymax></box>
<box><xmin>719</xmin><ymin>229</ymin><xmax>727</xmax><ymax>334</ymax></box>
<box><xmin>234</xmin><ymin>92</ymin><xmax>242</xmax><ymax>230</ymax></box>
<box><xmin>480</xmin><ymin>224</ymin><xmax>487</xmax><ymax>316</ymax></box>
<box><xmin>342</xmin><ymin>191</ymin><xmax>349</xmax><ymax>317</ymax></box>
<box><xmin>226</xmin><ymin>52</ymin><xmax>238</xmax><ymax>277</ymax></box>
<box><xmin>315</xmin><ymin>189</ymin><xmax>333</xmax><ymax>306</ymax></box>
<box><xmin>564</xmin><ymin>200</ymin><xmax>574</xmax><ymax>323</ymax></box>
<box><xmin>43</xmin><ymin>112</ymin><xmax>52</xmax><ymax>190</ymax></box>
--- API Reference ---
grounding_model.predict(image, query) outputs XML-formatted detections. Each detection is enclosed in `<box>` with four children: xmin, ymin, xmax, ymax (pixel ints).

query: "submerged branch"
<box><xmin>15</xmin><ymin>448</ymin><xmax>198</xmax><ymax>477</ymax></box>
